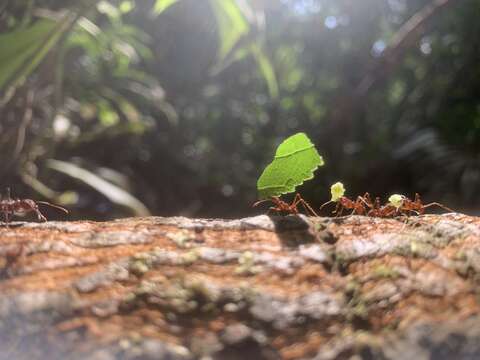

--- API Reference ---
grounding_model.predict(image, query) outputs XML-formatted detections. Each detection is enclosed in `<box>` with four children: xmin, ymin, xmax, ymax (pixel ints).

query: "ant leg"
<box><xmin>291</xmin><ymin>193</ymin><xmax>302</xmax><ymax>204</ymax></box>
<box><xmin>290</xmin><ymin>193</ymin><xmax>302</xmax><ymax>211</ymax></box>
<box><xmin>405</xmin><ymin>209</ymin><xmax>420</xmax><ymax>216</ymax></box>
<box><xmin>291</xmin><ymin>193</ymin><xmax>318</xmax><ymax>216</ymax></box>
<box><xmin>291</xmin><ymin>193</ymin><xmax>305</xmax><ymax>208</ymax></box>
<box><xmin>34</xmin><ymin>208</ymin><xmax>47</xmax><ymax>222</ymax></box>
<box><xmin>356</xmin><ymin>197</ymin><xmax>370</xmax><ymax>215</ymax></box>
<box><xmin>422</xmin><ymin>202</ymin><xmax>454</xmax><ymax>213</ymax></box>
<box><xmin>336</xmin><ymin>204</ymin><xmax>344</xmax><ymax>217</ymax></box>
<box><xmin>298</xmin><ymin>199</ymin><xmax>319</xmax><ymax>217</ymax></box>
<box><xmin>331</xmin><ymin>202</ymin><xmax>340</xmax><ymax>215</ymax></box>
<box><xmin>3</xmin><ymin>211</ymin><xmax>10</xmax><ymax>227</ymax></box>
<box><xmin>286</xmin><ymin>194</ymin><xmax>304</xmax><ymax>216</ymax></box>
<box><xmin>358</xmin><ymin>195</ymin><xmax>374</xmax><ymax>212</ymax></box>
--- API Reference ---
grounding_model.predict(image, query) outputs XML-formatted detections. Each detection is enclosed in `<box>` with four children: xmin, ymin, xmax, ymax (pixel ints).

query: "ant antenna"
<box><xmin>36</xmin><ymin>201</ymin><xmax>69</xmax><ymax>214</ymax></box>
<box><xmin>252</xmin><ymin>199</ymin><xmax>270</xmax><ymax>207</ymax></box>
<box><xmin>319</xmin><ymin>200</ymin><xmax>334</xmax><ymax>210</ymax></box>
<box><xmin>422</xmin><ymin>202</ymin><xmax>454</xmax><ymax>213</ymax></box>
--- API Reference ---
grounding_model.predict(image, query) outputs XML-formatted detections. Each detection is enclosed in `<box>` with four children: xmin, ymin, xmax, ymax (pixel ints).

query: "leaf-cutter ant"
<box><xmin>320</xmin><ymin>182</ymin><xmax>372</xmax><ymax>216</ymax></box>
<box><xmin>389</xmin><ymin>193</ymin><xmax>453</xmax><ymax>216</ymax></box>
<box><xmin>0</xmin><ymin>188</ymin><xmax>68</xmax><ymax>226</ymax></box>
<box><xmin>253</xmin><ymin>193</ymin><xmax>319</xmax><ymax>216</ymax></box>
<box><xmin>322</xmin><ymin>194</ymin><xmax>375</xmax><ymax>216</ymax></box>
<box><xmin>320</xmin><ymin>183</ymin><xmax>454</xmax><ymax>218</ymax></box>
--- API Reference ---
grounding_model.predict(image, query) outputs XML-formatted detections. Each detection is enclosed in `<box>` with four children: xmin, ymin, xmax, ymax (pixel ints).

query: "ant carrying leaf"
<box><xmin>320</xmin><ymin>183</ymin><xmax>454</xmax><ymax>218</ymax></box>
<box><xmin>253</xmin><ymin>193</ymin><xmax>319</xmax><ymax>216</ymax></box>
<box><xmin>254</xmin><ymin>133</ymin><xmax>324</xmax><ymax>217</ymax></box>
<box><xmin>387</xmin><ymin>193</ymin><xmax>453</xmax><ymax>216</ymax></box>
<box><xmin>320</xmin><ymin>182</ymin><xmax>372</xmax><ymax>216</ymax></box>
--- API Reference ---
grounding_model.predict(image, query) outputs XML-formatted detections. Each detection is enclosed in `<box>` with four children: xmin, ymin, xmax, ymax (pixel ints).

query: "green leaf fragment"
<box><xmin>330</xmin><ymin>182</ymin><xmax>345</xmax><ymax>202</ymax></box>
<box><xmin>388</xmin><ymin>194</ymin><xmax>404</xmax><ymax>208</ymax></box>
<box><xmin>257</xmin><ymin>133</ymin><xmax>324</xmax><ymax>199</ymax></box>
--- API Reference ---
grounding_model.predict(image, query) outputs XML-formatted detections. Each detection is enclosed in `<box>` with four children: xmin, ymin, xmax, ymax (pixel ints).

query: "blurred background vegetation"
<box><xmin>0</xmin><ymin>0</ymin><xmax>479</xmax><ymax>220</ymax></box>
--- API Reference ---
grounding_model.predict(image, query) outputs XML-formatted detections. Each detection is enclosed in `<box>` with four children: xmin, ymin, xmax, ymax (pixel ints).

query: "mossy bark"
<box><xmin>1</xmin><ymin>214</ymin><xmax>480</xmax><ymax>359</ymax></box>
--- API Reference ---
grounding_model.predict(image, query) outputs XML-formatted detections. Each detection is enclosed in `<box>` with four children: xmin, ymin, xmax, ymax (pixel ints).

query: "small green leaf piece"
<box><xmin>257</xmin><ymin>133</ymin><xmax>324</xmax><ymax>199</ymax></box>
<box><xmin>330</xmin><ymin>182</ymin><xmax>345</xmax><ymax>202</ymax></box>
<box><xmin>388</xmin><ymin>194</ymin><xmax>404</xmax><ymax>208</ymax></box>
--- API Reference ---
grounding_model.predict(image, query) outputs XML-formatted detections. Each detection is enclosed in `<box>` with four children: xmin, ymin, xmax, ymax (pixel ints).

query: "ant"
<box><xmin>253</xmin><ymin>193</ymin><xmax>319</xmax><ymax>216</ymax></box>
<box><xmin>320</xmin><ymin>182</ymin><xmax>372</xmax><ymax>216</ymax></box>
<box><xmin>320</xmin><ymin>194</ymin><xmax>372</xmax><ymax>216</ymax></box>
<box><xmin>392</xmin><ymin>193</ymin><xmax>453</xmax><ymax>216</ymax></box>
<box><xmin>364</xmin><ymin>195</ymin><xmax>398</xmax><ymax>218</ymax></box>
<box><xmin>0</xmin><ymin>188</ymin><xmax>68</xmax><ymax>226</ymax></box>
<box><xmin>365</xmin><ymin>193</ymin><xmax>453</xmax><ymax>218</ymax></box>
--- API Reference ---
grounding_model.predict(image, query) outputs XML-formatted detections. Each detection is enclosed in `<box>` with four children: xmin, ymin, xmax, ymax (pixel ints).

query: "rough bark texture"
<box><xmin>1</xmin><ymin>214</ymin><xmax>480</xmax><ymax>360</ymax></box>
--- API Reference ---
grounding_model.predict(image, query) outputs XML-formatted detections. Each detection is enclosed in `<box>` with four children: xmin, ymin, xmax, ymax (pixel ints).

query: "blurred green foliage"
<box><xmin>0</xmin><ymin>0</ymin><xmax>479</xmax><ymax>220</ymax></box>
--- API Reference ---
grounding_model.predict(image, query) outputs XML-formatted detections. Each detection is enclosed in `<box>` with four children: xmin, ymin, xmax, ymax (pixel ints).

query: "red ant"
<box><xmin>366</xmin><ymin>193</ymin><xmax>453</xmax><ymax>218</ymax></box>
<box><xmin>253</xmin><ymin>193</ymin><xmax>319</xmax><ymax>216</ymax></box>
<box><xmin>320</xmin><ymin>191</ymin><xmax>372</xmax><ymax>216</ymax></box>
<box><xmin>0</xmin><ymin>188</ymin><xmax>68</xmax><ymax>226</ymax></box>
<box><xmin>394</xmin><ymin>193</ymin><xmax>453</xmax><ymax>216</ymax></box>
<box><xmin>363</xmin><ymin>195</ymin><xmax>398</xmax><ymax>218</ymax></box>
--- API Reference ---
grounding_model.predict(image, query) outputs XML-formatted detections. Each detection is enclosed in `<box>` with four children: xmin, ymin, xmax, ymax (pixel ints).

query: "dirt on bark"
<box><xmin>1</xmin><ymin>213</ymin><xmax>480</xmax><ymax>360</ymax></box>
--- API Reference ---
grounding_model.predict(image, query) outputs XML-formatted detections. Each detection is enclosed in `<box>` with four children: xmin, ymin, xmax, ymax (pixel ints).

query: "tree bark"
<box><xmin>1</xmin><ymin>213</ymin><xmax>480</xmax><ymax>359</ymax></box>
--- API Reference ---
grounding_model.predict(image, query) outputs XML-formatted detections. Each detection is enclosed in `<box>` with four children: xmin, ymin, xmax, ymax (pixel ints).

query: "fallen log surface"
<box><xmin>1</xmin><ymin>213</ymin><xmax>480</xmax><ymax>360</ymax></box>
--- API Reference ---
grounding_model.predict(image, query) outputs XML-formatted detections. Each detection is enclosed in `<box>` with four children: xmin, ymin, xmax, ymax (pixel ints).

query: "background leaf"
<box><xmin>47</xmin><ymin>159</ymin><xmax>150</xmax><ymax>216</ymax></box>
<box><xmin>154</xmin><ymin>0</ymin><xmax>181</xmax><ymax>15</ymax></box>
<box><xmin>250</xmin><ymin>44</ymin><xmax>279</xmax><ymax>99</ymax></box>
<box><xmin>209</xmin><ymin>0</ymin><xmax>249</xmax><ymax>62</ymax></box>
<box><xmin>0</xmin><ymin>20</ymin><xmax>56</xmax><ymax>91</ymax></box>
<box><xmin>257</xmin><ymin>133</ymin><xmax>324</xmax><ymax>199</ymax></box>
<box><xmin>0</xmin><ymin>16</ymin><xmax>73</xmax><ymax>92</ymax></box>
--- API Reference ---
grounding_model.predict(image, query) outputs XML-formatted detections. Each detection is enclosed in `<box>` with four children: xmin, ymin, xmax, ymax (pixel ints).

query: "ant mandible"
<box><xmin>0</xmin><ymin>188</ymin><xmax>68</xmax><ymax>226</ymax></box>
<box><xmin>253</xmin><ymin>193</ymin><xmax>319</xmax><ymax>216</ymax></box>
